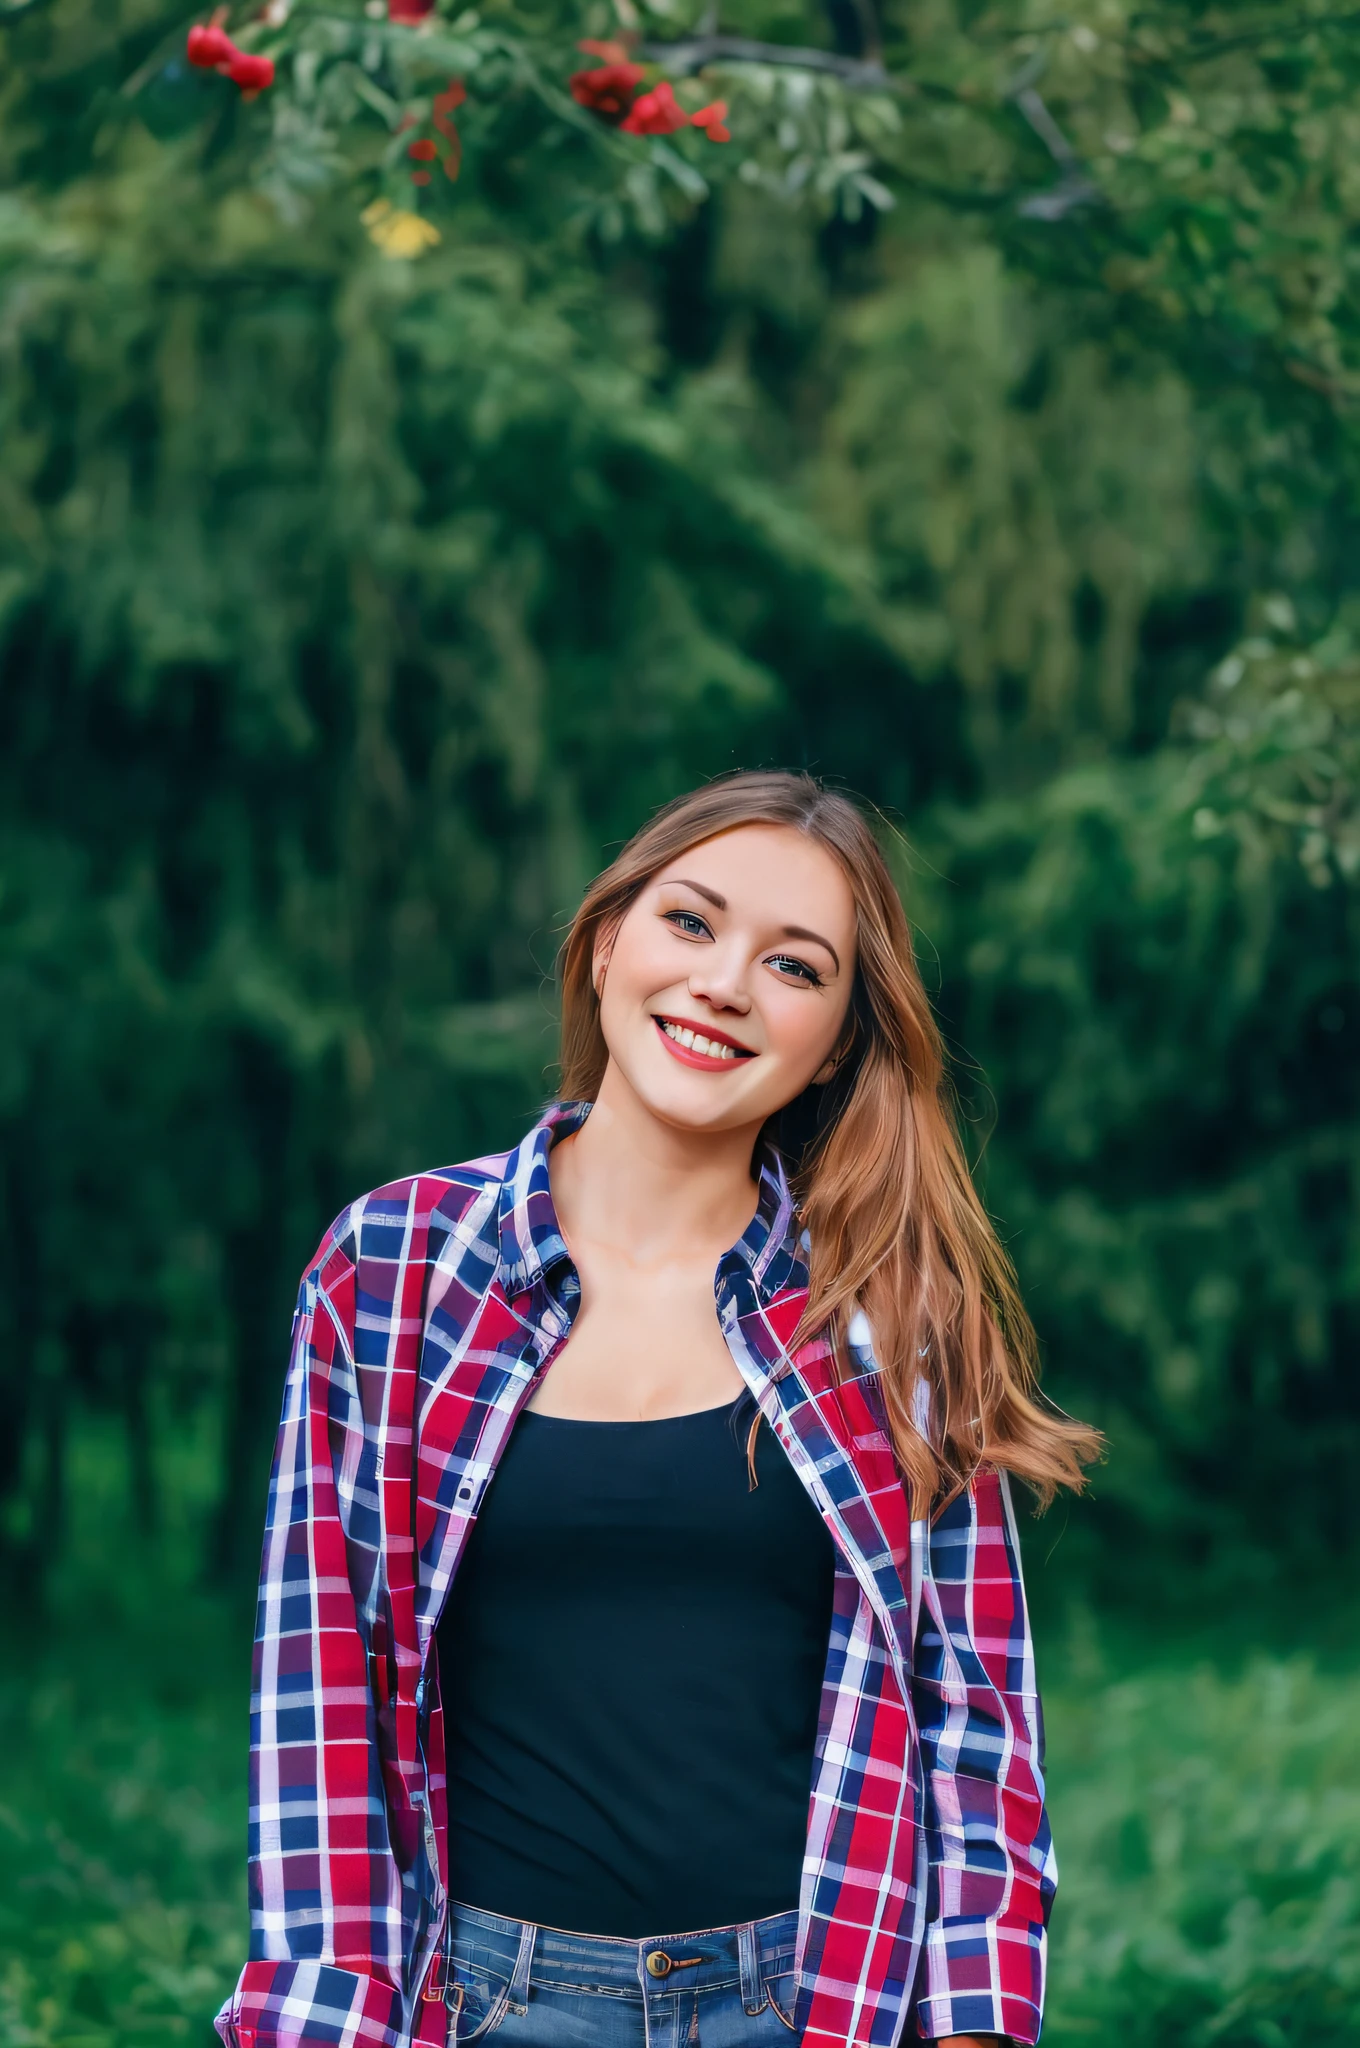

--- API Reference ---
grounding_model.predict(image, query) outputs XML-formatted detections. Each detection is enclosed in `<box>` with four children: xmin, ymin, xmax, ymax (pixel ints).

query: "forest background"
<box><xmin>2</xmin><ymin>0</ymin><xmax>1359</xmax><ymax>2041</ymax></box>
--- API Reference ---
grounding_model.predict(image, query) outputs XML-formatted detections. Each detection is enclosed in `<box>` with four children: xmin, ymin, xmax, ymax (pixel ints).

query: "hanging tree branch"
<box><xmin>638</xmin><ymin>34</ymin><xmax>894</xmax><ymax>90</ymax></box>
<box><xmin>1004</xmin><ymin>51</ymin><xmax>1100</xmax><ymax>220</ymax></box>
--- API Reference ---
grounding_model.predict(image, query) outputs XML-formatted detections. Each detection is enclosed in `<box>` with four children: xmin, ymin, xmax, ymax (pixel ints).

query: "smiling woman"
<box><xmin>529</xmin><ymin>821</ymin><xmax>859</xmax><ymax>1426</ymax></box>
<box><xmin>217</xmin><ymin>772</ymin><xmax>1100</xmax><ymax>2048</ymax></box>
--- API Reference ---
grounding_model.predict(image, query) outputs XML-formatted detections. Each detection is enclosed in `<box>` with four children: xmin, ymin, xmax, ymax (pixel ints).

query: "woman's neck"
<box><xmin>552</xmin><ymin>1071</ymin><xmax>762</xmax><ymax>1264</ymax></box>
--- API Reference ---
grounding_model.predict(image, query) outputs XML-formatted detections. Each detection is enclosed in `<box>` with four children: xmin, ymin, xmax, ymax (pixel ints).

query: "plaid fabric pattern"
<box><xmin>217</xmin><ymin>1103</ymin><xmax>1054</xmax><ymax>2048</ymax></box>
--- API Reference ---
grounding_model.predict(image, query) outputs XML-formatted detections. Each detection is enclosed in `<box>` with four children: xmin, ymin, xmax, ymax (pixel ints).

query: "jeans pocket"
<box><xmin>762</xmin><ymin>1969</ymin><xmax>798</xmax><ymax>2032</ymax></box>
<box><xmin>448</xmin><ymin>1958</ymin><xmax>511</xmax><ymax>2042</ymax></box>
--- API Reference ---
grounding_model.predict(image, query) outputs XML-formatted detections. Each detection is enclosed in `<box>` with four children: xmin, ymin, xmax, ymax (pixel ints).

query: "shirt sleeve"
<box><xmin>214</xmin><ymin>1239</ymin><xmax>420</xmax><ymax>2048</ymax></box>
<box><xmin>908</xmin><ymin>1468</ymin><xmax>1055</xmax><ymax>2045</ymax></box>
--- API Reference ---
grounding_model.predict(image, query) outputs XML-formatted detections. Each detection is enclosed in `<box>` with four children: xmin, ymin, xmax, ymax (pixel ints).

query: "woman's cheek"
<box><xmin>769</xmin><ymin>998</ymin><xmax>823</xmax><ymax>1072</ymax></box>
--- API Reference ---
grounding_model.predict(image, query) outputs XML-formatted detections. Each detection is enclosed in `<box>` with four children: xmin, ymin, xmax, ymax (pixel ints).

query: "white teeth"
<box><xmin>660</xmin><ymin>1021</ymin><xmax>739</xmax><ymax>1060</ymax></box>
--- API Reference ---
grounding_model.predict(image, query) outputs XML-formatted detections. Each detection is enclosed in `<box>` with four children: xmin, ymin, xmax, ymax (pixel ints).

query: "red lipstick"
<box><xmin>653</xmin><ymin>1015</ymin><xmax>755</xmax><ymax>1071</ymax></box>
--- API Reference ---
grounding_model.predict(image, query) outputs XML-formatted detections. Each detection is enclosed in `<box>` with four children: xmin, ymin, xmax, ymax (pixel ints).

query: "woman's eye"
<box><xmin>769</xmin><ymin>954</ymin><xmax>822</xmax><ymax>987</ymax></box>
<box><xmin>665</xmin><ymin>910</ymin><xmax>711</xmax><ymax>938</ymax></box>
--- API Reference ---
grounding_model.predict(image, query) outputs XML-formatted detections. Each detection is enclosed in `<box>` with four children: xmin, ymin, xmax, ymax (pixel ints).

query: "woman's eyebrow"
<box><xmin>782</xmin><ymin>925</ymin><xmax>840</xmax><ymax>973</ymax></box>
<box><xmin>668</xmin><ymin>878</ymin><xmax>727</xmax><ymax>908</ymax></box>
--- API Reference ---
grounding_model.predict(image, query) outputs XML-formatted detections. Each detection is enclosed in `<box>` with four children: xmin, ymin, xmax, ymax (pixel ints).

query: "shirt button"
<box><xmin>645</xmin><ymin>1951</ymin><xmax>672</xmax><ymax>1978</ymax></box>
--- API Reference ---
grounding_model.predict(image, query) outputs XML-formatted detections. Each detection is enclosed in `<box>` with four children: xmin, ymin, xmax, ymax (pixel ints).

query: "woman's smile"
<box><xmin>653</xmin><ymin>1015</ymin><xmax>756</xmax><ymax>1069</ymax></box>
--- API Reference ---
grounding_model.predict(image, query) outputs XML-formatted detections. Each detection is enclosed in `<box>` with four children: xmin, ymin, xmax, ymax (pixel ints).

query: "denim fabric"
<box><xmin>443</xmin><ymin>1899</ymin><xmax>801</xmax><ymax>2047</ymax></box>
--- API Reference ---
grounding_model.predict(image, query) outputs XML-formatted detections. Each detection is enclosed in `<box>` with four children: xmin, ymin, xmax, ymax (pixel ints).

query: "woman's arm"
<box><xmin>215</xmin><ymin>1233</ymin><xmax>417</xmax><ymax>2048</ymax></box>
<box><xmin>909</xmin><ymin>1468</ymin><xmax>1054</xmax><ymax>2046</ymax></box>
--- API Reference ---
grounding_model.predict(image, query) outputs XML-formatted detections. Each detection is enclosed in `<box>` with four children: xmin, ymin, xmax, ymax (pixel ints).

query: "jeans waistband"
<box><xmin>446</xmin><ymin>1898</ymin><xmax>799</xmax><ymax>1996</ymax></box>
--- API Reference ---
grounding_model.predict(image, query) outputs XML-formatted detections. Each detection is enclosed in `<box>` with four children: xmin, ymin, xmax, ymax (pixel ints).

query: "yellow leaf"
<box><xmin>360</xmin><ymin>202</ymin><xmax>441</xmax><ymax>258</ymax></box>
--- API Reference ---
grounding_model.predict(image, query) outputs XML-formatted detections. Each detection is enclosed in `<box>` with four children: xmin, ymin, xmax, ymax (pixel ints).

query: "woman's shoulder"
<box><xmin>298</xmin><ymin>1147</ymin><xmax>517</xmax><ymax>1294</ymax></box>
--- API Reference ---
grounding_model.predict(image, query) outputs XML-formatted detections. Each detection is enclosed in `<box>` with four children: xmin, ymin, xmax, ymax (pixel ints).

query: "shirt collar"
<box><xmin>495</xmin><ymin>1099</ymin><xmax>589</xmax><ymax>1294</ymax></box>
<box><xmin>496</xmin><ymin>1101</ymin><xmax>807</xmax><ymax>1306</ymax></box>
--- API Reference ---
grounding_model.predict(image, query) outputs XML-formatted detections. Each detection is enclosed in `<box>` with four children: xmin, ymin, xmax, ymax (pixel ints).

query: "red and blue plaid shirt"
<box><xmin>216</xmin><ymin>1103</ymin><xmax>1055</xmax><ymax>2048</ymax></box>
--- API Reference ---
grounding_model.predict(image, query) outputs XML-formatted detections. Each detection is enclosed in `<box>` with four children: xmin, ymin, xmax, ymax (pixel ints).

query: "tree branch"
<box><xmin>638</xmin><ymin>34</ymin><xmax>894</xmax><ymax>90</ymax></box>
<box><xmin>1004</xmin><ymin>54</ymin><xmax>1101</xmax><ymax>219</ymax></box>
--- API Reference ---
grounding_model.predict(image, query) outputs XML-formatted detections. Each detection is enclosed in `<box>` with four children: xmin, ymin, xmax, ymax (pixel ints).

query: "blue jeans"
<box><xmin>443</xmin><ymin>1899</ymin><xmax>801</xmax><ymax>2046</ymax></box>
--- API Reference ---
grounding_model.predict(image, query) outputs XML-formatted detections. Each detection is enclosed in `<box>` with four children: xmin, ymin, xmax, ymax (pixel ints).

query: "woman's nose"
<box><xmin>686</xmin><ymin>948</ymin><xmax>752</xmax><ymax>1013</ymax></box>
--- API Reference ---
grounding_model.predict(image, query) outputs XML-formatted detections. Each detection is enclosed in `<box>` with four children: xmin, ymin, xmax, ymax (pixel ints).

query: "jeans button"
<box><xmin>645</xmin><ymin>1951</ymin><xmax>672</xmax><ymax>1978</ymax></box>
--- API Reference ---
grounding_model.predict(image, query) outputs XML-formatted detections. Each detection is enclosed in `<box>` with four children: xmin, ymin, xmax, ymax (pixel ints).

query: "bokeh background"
<box><xmin>3</xmin><ymin>0</ymin><xmax>1359</xmax><ymax>2042</ymax></box>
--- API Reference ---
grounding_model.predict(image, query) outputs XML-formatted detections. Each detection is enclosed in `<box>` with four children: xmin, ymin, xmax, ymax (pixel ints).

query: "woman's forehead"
<box><xmin>653</xmin><ymin>823</ymin><xmax>849</xmax><ymax>893</ymax></box>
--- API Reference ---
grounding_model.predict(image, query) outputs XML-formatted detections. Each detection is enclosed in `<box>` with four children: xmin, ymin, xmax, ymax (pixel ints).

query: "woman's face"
<box><xmin>593</xmin><ymin>824</ymin><xmax>858</xmax><ymax>1137</ymax></box>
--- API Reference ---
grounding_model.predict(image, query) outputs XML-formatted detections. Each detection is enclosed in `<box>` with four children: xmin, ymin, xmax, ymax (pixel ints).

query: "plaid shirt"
<box><xmin>216</xmin><ymin>1103</ymin><xmax>1055</xmax><ymax>2048</ymax></box>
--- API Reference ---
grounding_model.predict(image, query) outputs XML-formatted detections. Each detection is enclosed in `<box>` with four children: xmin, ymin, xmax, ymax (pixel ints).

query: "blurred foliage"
<box><xmin>0</xmin><ymin>1435</ymin><xmax>243</xmax><ymax>2047</ymax></box>
<box><xmin>10</xmin><ymin>0</ymin><xmax>1360</xmax><ymax>387</ymax></box>
<box><xmin>0</xmin><ymin>0</ymin><xmax>1357</xmax><ymax>1598</ymax></box>
<box><xmin>914</xmin><ymin>621</ymin><xmax>1360</xmax><ymax>1579</ymax></box>
<box><xmin>1043</xmin><ymin>1646</ymin><xmax>1360</xmax><ymax>2046</ymax></box>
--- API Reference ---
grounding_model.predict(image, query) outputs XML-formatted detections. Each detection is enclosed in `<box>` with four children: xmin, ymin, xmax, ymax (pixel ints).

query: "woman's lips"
<box><xmin>653</xmin><ymin>1015</ymin><xmax>755</xmax><ymax>1071</ymax></box>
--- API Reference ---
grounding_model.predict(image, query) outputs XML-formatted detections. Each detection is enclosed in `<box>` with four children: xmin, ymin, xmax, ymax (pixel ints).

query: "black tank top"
<box><xmin>436</xmin><ymin>1391</ymin><xmax>836</xmax><ymax>1937</ymax></box>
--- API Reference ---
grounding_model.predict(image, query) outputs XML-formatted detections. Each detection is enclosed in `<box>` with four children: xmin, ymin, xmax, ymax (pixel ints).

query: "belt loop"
<box><xmin>422</xmin><ymin>1916</ymin><xmax>450</xmax><ymax>2003</ymax></box>
<box><xmin>738</xmin><ymin>1921</ymin><xmax>761</xmax><ymax>2013</ymax></box>
<box><xmin>506</xmin><ymin>1919</ymin><xmax>537</xmax><ymax>2015</ymax></box>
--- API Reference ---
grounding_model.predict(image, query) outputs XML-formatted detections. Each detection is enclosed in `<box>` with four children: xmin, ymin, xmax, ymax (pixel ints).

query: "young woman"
<box><xmin>216</xmin><ymin>772</ymin><xmax>1099</xmax><ymax>2048</ymax></box>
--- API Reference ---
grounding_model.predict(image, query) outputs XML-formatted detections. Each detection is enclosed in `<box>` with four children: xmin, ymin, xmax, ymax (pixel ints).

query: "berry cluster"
<box><xmin>186</xmin><ymin>18</ymin><xmax>274</xmax><ymax>93</ymax></box>
<box><xmin>569</xmin><ymin>43</ymin><xmax>729</xmax><ymax>142</ymax></box>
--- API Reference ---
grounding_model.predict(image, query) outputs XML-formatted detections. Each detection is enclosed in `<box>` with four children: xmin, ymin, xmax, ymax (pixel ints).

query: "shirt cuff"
<box><xmin>914</xmin><ymin>1916</ymin><xmax>1046</xmax><ymax>2045</ymax></box>
<box><xmin>216</xmin><ymin>1960</ymin><xmax>407</xmax><ymax>2048</ymax></box>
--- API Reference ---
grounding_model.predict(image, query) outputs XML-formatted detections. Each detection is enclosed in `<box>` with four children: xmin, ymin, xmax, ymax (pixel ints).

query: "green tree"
<box><xmin>0</xmin><ymin>0</ymin><xmax>1356</xmax><ymax>1601</ymax></box>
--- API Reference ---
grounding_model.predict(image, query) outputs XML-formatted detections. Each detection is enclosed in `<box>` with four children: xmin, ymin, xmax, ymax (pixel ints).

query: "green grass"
<box><xmin>0</xmin><ymin>1592</ymin><xmax>245</xmax><ymax>2047</ymax></box>
<box><xmin>1044</xmin><ymin>1654</ymin><xmax>1360</xmax><ymax>2046</ymax></box>
<box><xmin>0</xmin><ymin>1422</ymin><xmax>246</xmax><ymax>2048</ymax></box>
<box><xmin>2</xmin><ymin>1426</ymin><xmax>1356</xmax><ymax>2045</ymax></box>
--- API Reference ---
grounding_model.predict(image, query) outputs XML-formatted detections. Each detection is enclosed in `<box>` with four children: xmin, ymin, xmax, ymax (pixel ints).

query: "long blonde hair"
<box><xmin>559</xmin><ymin>771</ymin><xmax>1101</xmax><ymax>1511</ymax></box>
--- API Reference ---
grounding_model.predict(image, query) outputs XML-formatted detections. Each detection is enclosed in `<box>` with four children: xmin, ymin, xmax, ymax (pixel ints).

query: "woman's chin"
<box><xmin>611</xmin><ymin>1052</ymin><xmax>772</xmax><ymax>1136</ymax></box>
